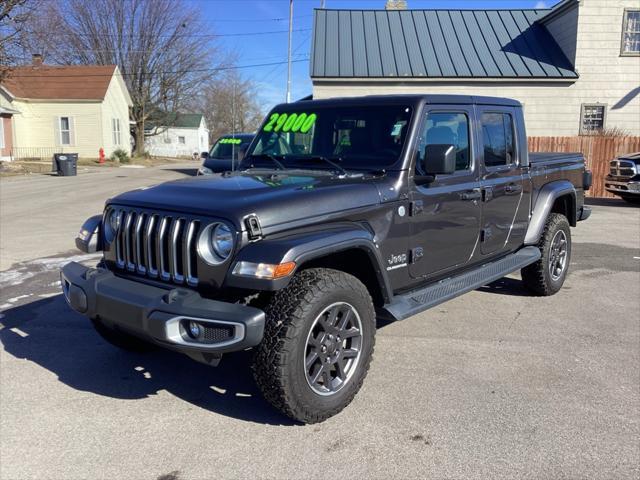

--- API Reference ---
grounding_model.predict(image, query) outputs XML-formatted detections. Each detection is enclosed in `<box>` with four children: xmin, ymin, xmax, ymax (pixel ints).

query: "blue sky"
<box><xmin>196</xmin><ymin>0</ymin><xmax>560</xmax><ymax>108</ymax></box>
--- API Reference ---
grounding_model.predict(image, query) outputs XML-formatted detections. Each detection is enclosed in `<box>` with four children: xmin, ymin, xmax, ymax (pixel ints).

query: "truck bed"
<box><xmin>529</xmin><ymin>152</ymin><xmax>584</xmax><ymax>165</ymax></box>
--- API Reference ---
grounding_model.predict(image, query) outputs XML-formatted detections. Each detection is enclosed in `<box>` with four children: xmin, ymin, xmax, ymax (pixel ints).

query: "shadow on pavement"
<box><xmin>586</xmin><ymin>197</ymin><xmax>638</xmax><ymax>208</ymax></box>
<box><xmin>477</xmin><ymin>277</ymin><xmax>531</xmax><ymax>297</ymax></box>
<box><xmin>164</xmin><ymin>168</ymin><xmax>198</xmax><ymax>177</ymax></box>
<box><xmin>0</xmin><ymin>295</ymin><xmax>295</xmax><ymax>426</ymax></box>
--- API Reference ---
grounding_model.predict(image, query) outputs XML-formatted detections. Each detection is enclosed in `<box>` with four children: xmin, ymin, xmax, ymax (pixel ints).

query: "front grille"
<box><xmin>109</xmin><ymin>208</ymin><xmax>200</xmax><ymax>286</ymax></box>
<box><xmin>609</xmin><ymin>160</ymin><xmax>637</xmax><ymax>178</ymax></box>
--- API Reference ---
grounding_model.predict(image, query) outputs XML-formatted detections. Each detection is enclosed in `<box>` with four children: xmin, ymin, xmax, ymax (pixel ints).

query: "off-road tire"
<box><xmin>252</xmin><ymin>268</ymin><xmax>376</xmax><ymax>424</ymax></box>
<box><xmin>91</xmin><ymin>318</ymin><xmax>154</xmax><ymax>352</ymax></box>
<box><xmin>521</xmin><ymin>213</ymin><xmax>572</xmax><ymax>296</ymax></box>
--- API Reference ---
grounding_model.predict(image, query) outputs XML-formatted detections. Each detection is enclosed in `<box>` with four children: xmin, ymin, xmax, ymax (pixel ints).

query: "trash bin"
<box><xmin>53</xmin><ymin>153</ymin><xmax>78</xmax><ymax>176</ymax></box>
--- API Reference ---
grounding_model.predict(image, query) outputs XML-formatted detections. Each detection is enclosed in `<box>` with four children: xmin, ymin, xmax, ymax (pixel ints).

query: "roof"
<box><xmin>290</xmin><ymin>94</ymin><xmax>521</xmax><ymax>108</ymax></box>
<box><xmin>148</xmin><ymin>113</ymin><xmax>204</xmax><ymax>129</ymax></box>
<box><xmin>310</xmin><ymin>8</ymin><xmax>578</xmax><ymax>80</ymax></box>
<box><xmin>219</xmin><ymin>133</ymin><xmax>254</xmax><ymax>139</ymax></box>
<box><xmin>1</xmin><ymin>65</ymin><xmax>119</xmax><ymax>100</ymax></box>
<box><xmin>537</xmin><ymin>0</ymin><xmax>579</xmax><ymax>24</ymax></box>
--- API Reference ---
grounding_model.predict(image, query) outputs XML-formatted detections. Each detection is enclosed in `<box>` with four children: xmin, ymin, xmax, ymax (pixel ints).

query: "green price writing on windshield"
<box><xmin>263</xmin><ymin>112</ymin><xmax>317</xmax><ymax>134</ymax></box>
<box><xmin>219</xmin><ymin>138</ymin><xmax>242</xmax><ymax>145</ymax></box>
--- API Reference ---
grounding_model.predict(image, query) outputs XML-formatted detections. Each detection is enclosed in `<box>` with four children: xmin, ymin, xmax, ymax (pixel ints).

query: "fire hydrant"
<box><xmin>99</xmin><ymin>147</ymin><xmax>105</xmax><ymax>164</ymax></box>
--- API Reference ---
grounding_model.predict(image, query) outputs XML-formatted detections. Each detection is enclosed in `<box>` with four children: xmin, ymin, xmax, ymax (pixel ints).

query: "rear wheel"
<box><xmin>521</xmin><ymin>213</ymin><xmax>572</xmax><ymax>296</ymax></box>
<box><xmin>91</xmin><ymin>318</ymin><xmax>154</xmax><ymax>352</ymax></box>
<box><xmin>252</xmin><ymin>268</ymin><xmax>375</xmax><ymax>424</ymax></box>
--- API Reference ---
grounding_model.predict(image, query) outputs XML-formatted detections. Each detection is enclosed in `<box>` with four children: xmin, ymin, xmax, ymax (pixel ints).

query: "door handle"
<box><xmin>460</xmin><ymin>188</ymin><xmax>482</xmax><ymax>201</ymax></box>
<box><xmin>505</xmin><ymin>183</ymin><xmax>523</xmax><ymax>195</ymax></box>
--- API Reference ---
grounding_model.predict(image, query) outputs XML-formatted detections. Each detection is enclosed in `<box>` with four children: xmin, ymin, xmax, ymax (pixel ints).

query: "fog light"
<box><xmin>188</xmin><ymin>321</ymin><xmax>202</xmax><ymax>339</ymax></box>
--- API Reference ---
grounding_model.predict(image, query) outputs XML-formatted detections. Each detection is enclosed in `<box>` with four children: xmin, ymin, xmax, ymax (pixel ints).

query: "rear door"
<box><xmin>477</xmin><ymin>107</ymin><xmax>526</xmax><ymax>256</ymax></box>
<box><xmin>409</xmin><ymin>106</ymin><xmax>481</xmax><ymax>279</ymax></box>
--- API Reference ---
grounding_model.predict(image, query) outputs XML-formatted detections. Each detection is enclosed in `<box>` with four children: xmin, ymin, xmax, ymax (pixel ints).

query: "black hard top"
<box><xmin>290</xmin><ymin>94</ymin><xmax>521</xmax><ymax>108</ymax></box>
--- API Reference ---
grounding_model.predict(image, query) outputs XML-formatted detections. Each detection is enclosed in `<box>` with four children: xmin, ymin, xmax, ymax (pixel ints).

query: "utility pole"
<box><xmin>286</xmin><ymin>0</ymin><xmax>293</xmax><ymax>103</ymax></box>
<box><xmin>320</xmin><ymin>0</ymin><xmax>325</xmax><ymax>7</ymax></box>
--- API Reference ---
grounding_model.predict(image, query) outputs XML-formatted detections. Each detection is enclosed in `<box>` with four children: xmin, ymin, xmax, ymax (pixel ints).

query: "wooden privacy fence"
<box><xmin>528</xmin><ymin>136</ymin><xmax>640</xmax><ymax>198</ymax></box>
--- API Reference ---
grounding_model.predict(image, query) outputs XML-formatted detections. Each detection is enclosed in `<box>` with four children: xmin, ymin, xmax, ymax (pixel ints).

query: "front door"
<box><xmin>409</xmin><ymin>107</ymin><xmax>481</xmax><ymax>279</ymax></box>
<box><xmin>477</xmin><ymin>108</ymin><xmax>525</xmax><ymax>256</ymax></box>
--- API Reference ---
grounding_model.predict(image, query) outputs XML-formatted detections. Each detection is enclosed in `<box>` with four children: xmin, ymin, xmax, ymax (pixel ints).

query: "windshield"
<box><xmin>210</xmin><ymin>137</ymin><xmax>252</xmax><ymax>159</ymax></box>
<box><xmin>243</xmin><ymin>104</ymin><xmax>413</xmax><ymax>172</ymax></box>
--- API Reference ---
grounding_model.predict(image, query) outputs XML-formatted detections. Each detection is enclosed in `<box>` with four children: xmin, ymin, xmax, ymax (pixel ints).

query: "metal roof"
<box><xmin>310</xmin><ymin>9</ymin><xmax>578</xmax><ymax>80</ymax></box>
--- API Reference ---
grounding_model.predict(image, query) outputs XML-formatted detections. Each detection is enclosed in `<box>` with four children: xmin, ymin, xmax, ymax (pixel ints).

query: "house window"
<box><xmin>112</xmin><ymin>118</ymin><xmax>121</xmax><ymax>145</ymax></box>
<box><xmin>580</xmin><ymin>104</ymin><xmax>606</xmax><ymax>134</ymax></box>
<box><xmin>59</xmin><ymin>117</ymin><xmax>71</xmax><ymax>145</ymax></box>
<box><xmin>621</xmin><ymin>9</ymin><xmax>640</xmax><ymax>55</ymax></box>
<box><xmin>481</xmin><ymin>112</ymin><xmax>515</xmax><ymax>167</ymax></box>
<box><xmin>178</xmin><ymin>136</ymin><xmax>186</xmax><ymax>144</ymax></box>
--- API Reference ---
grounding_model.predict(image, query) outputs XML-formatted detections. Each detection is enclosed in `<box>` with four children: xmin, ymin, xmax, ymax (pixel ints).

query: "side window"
<box><xmin>482</xmin><ymin>112</ymin><xmax>515</xmax><ymax>168</ymax></box>
<box><xmin>417</xmin><ymin>112</ymin><xmax>470</xmax><ymax>174</ymax></box>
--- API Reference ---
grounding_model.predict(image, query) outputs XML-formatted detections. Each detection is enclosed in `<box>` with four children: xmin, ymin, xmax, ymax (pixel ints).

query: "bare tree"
<box><xmin>0</xmin><ymin>0</ymin><xmax>40</xmax><ymax>80</ymax></box>
<box><xmin>24</xmin><ymin>0</ymin><xmax>223</xmax><ymax>155</ymax></box>
<box><xmin>194</xmin><ymin>70</ymin><xmax>265</xmax><ymax>142</ymax></box>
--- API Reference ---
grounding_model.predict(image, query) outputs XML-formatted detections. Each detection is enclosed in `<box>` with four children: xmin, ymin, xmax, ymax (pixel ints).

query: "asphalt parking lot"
<box><xmin>1</xmin><ymin>166</ymin><xmax>639</xmax><ymax>480</ymax></box>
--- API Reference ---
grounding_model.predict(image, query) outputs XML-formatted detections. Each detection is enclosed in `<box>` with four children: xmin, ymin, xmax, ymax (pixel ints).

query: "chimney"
<box><xmin>32</xmin><ymin>53</ymin><xmax>43</xmax><ymax>67</ymax></box>
<box><xmin>385</xmin><ymin>0</ymin><xmax>407</xmax><ymax>9</ymax></box>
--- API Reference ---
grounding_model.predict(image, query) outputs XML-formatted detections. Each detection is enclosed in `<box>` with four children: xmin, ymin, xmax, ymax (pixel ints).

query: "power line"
<box><xmin>36</xmin><ymin>28</ymin><xmax>311</xmax><ymax>39</ymax></box>
<box><xmin>212</xmin><ymin>14</ymin><xmax>313</xmax><ymax>23</ymax></box>
<box><xmin>7</xmin><ymin>59</ymin><xmax>308</xmax><ymax>78</ymax></box>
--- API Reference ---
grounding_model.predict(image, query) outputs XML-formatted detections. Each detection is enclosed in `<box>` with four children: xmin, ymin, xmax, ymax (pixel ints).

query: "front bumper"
<box><xmin>604</xmin><ymin>177</ymin><xmax>640</xmax><ymax>196</ymax></box>
<box><xmin>60</xmin><ymin>262</ymin><xmax>265</xmax><ymax>362</ymax></box>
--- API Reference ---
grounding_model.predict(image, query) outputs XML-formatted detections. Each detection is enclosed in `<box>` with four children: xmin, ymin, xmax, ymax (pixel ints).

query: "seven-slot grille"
<box><xmin>609</xmin><ymin>159</ymin><xmax>637</xmax><ymax>178</ymax></box>
<box><xmin>108</xmin><ymin>208</ymin><xmax>200</xmax><ymax>286</ymax></box>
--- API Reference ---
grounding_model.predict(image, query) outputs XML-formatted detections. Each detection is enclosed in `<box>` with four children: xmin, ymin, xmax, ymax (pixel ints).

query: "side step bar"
<box><xmin>383</xmin><ymin>246</ymin><xmax>541</xmax><ymax>321</ymax></box>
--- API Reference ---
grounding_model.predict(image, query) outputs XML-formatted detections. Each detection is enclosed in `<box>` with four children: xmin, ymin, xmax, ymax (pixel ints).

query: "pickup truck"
<box><xmin>62</xmin><ymin>95</ymin><xmax>592</xmax><ymax>423</ymax></box>
<box><xmin>197</xmin><ymin>133</ymin><xmax>254</xmax><ymax>175</ymax></box>
<box><xmin>604</xmin><ymin>152</ymin><xmax>640</xmax><ymax>204</ymax></box>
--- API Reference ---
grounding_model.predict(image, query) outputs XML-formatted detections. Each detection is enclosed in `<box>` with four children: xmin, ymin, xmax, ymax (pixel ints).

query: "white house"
<box><xmin>310</xmin><ymin>0</ymin><xmax>640</xmax><ymax>137</ymax></box>
<box><xmin>144</xmin><ymin>113</ymin><xmax>209</xmax><ymax>157</ymax></box>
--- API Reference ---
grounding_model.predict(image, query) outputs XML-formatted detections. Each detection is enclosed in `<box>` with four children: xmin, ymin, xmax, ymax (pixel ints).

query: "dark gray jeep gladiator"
<box><xmin>62</xmin><ymin>95</ymin><xmax>592</xmax><ymax>423</ymax></box>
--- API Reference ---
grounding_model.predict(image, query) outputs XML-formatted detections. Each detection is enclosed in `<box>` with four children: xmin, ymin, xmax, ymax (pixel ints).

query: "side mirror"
<box><xmin>201</xmin><ymin>151</ymin><xmax>210</xmax><ymax>159</ymax></box>
<box><xmin>421</xmin><ymin>144</ymin><xmax>456</xmax><ymax>176</ymax></box>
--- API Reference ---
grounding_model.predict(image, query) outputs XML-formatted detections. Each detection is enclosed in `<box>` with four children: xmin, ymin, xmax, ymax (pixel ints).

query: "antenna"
<box><xmin>286</xmin><ymin>0</ymin><xmax>293</xmax><ymax>103</ymax></box>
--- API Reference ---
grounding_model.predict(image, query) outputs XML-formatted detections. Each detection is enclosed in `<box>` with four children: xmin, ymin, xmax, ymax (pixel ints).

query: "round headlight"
<box><xmin>104</xmin><ymin>209</ymin><xmax>120</xmax><ymax>242</ymax></box>
<box><xmin>109</xmin><ymin>210</ymin><xmax>120</xmax><ymax>231</ymax></box>
<box><xmin>211</xmin><ymin>223</ymin><xmax>233</xmax><ymax>259</ymax></box>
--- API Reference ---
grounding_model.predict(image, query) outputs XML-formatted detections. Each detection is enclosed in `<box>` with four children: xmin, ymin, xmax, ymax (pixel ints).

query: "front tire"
<box><xmin>252</xmin><ymin>268</ymin><xmax>376</xmax><ymax>424</ymax></box>
<box><xmin>521</xmin><ymin>213</ymin><xmax>572</xmax><ymax>296</ymax></box>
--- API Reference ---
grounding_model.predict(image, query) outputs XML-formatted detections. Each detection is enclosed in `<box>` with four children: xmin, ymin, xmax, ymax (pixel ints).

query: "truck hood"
<box><xmin>108</xmin><ymin>171</ymin><xmax>383</xmax><ymax>230</ymax></box>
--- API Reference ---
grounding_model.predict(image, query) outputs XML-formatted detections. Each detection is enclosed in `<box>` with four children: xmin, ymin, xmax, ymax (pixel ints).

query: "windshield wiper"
<box><xmin>246</xmin><ymin>153</ymin><xmax>286</xmax><ymax>170</ymax></box>
<box><xmin>296</xmin><ymin>156</ymin><xmax>348</xmax><ymax>176</ymax></box>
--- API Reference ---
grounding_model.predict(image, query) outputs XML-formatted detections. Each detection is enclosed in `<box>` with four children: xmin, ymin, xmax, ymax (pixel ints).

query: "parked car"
<box><xmin>604</xmin><ymin>152</ymin><xmax>640</xmax><ymax>204</ymax></box>
<box><xmin>63</xmin><ymin>94</ymin><xmax>592</xmax><ymax>424</ymax></box>
<box><xmin>197</xmin><ymin>133</ymin><xmax>254</xmax><ymax>175</ymax></box>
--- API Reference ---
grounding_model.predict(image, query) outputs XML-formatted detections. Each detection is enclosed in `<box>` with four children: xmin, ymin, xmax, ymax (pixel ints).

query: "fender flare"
<box><xmin>224</xmin><ymin>224</ymin><xmax>393</xmax><ymax>302</ymax></box>
<box><xmin>524</xmin><ymin>180</ymin><xmax>576</xmax><ymax>245</ymax></box>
